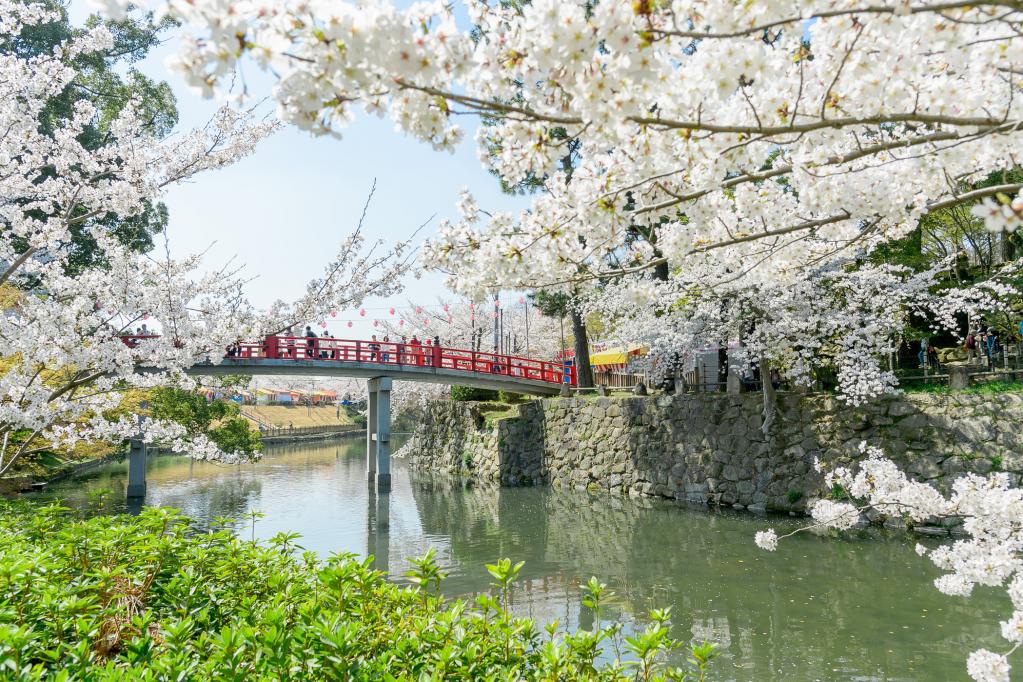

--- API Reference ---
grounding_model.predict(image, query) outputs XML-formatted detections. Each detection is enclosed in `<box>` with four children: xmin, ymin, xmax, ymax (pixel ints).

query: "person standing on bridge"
<box><xmin>398</xmin><ymin>336</ymin><xmax>407</xmax><ymax>364</ymax></box>
<box><xmin>410</xmin><ymin>335</ymin><xmax>422</xmax><ymax>366</ymax></box>
<box><xmin>369</xmin><ymin>334</ymin><xmax>380</xmax><ymax>361</ymax></box>
<box><xmin>284</xmin><ymin>326</ymin><xmax>296</xmax><ymax>358</ymax></box>
<box><xmin>381</xmin><ymin>336</ymin><xmax>391</xmax><ymax>363</ymax></box>
<box><xmin>433</xmin><ymin>335</ymin><xmax>441</xmax><ymax>368</ymax></box>
<box><xmin>304</xmin><ymin>326</ymin><xmax>317</xmax><ymax>359</ymax></box>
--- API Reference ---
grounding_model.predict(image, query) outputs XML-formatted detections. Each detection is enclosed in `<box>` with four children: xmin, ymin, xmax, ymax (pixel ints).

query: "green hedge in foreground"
<box><xmin>0</xmin><ymin>503</ymin><xmax>716</xmax><ymax>680</ymax></box>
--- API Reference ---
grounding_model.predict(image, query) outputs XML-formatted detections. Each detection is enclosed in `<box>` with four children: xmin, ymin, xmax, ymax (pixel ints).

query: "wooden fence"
<box><xmin>258</xmin><ymin>424</ymin><xmax>363</xmax><ymax>439</ymax></box>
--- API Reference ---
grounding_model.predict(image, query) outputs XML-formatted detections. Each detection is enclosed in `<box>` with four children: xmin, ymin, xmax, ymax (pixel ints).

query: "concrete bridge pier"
<box><xmin>366</xmin><ymin>377</ymin><xmax>392</xmax><ymax>492</ymax></box>
<box><xmin>126</xmin><ymin>438</ymin><xmax>147</xmax><ymax>499</ymax></box>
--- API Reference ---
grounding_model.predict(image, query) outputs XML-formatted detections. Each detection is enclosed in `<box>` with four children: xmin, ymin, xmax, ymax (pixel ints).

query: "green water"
<box><xmin>24</xmin><ymin>438</ymin><xmax>1004</xmax><ymax>681</ymax></box>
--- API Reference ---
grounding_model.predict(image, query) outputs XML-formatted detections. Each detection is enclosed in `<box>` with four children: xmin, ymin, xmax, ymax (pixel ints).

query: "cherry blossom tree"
<box><xmin>588</xmin><ymin>258</ymin><xmax>1022</xmax><ymax>404</ymax></box>
<box><xmin>0</xmin><ymin>2</ymin><xmax>411</xmax><ymax>473</ymax></box>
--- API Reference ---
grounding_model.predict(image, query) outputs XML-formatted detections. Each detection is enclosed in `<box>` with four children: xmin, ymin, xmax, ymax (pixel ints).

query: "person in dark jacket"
<box><xmin>304</xmin><ymin>326</ymin><xmax>317</xmax><ymax>359</ymax></box>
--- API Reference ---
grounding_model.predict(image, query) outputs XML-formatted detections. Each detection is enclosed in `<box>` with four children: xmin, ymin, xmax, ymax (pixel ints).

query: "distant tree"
<box><xmin>3</xmin><ymin>1</ymin><xmax>178</xmax><ymax>276</ymax></box>
<box><xmin>149</xmin><ymin>388</ymin><xmax>262</xmax><ymax>455</ymax></box>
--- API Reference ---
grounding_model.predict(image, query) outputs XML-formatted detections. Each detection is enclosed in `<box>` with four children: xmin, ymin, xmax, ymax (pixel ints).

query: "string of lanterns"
<box><xmin>100</xmin><ymin>298</ymin><xmax>544</xmax><ymax>333</ymax></box>
<box><xmin>308</xmin><ymin>298</ymin><xmax>541</xmax><ymax>332</ymax></box>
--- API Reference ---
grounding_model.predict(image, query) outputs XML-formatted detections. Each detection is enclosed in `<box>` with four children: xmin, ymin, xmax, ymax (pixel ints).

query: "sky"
<box><xmin>71</xmin><ymin>3</ymin><xmax>532</xmax><ymax>339</ymax></box>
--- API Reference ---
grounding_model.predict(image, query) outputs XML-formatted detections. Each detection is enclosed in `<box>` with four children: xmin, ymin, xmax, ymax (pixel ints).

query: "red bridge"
<box><xmin>126</xmin><ymin>335</ymin><xmax>575</xmax><ymax>396</ymax></box>
<box><xmin>123</xmin><ymin>333</ymin><xmax>574</xmax><ymax>495</ymax></box>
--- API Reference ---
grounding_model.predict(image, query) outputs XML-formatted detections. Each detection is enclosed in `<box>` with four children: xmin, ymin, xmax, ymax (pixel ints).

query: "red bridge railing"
<box><xmin>122</xmin><ymin>335</ymin><xmax>575</xmax><ymax>387</ymax></box>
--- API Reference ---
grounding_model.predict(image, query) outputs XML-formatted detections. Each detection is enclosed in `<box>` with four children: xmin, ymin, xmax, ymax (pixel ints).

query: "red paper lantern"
<box><xmin>469</xmin><ymin>302</ymin><xmax>475</xmax><ymax>311</ymax></box>
<box><xmin>399</xmin><ymin>319</ymin><xmax>404</xmax><ymax>327</ymax></box>
<box><xmin>373</xmin><ymin>320</ymin><xmax>379</xmax><ymax>327</ymax></box>
<box><xmin>442</xmin><ymin>304</ymin><xmax>449</xmax><ymax>312</ymax></box>
<box><xmin>389</xmin><ymin>307</ymin><xmax>395</xmax><ymax>315</ymax></box>
<box><xmin>518</xmin><ymin>296</ymin><xmax>525</xmax><ymax>305</ymax></box>
<box><xmin>423</xmin><ymin>319</ymin><xmax>429</xmax><ymax>326</ymax></box>
<box><xmin>359</xmin><ymin>309</ymin><xmax>366</xmax><ymax>317</ymax></box>
<box><xmin>142</xmin><ymin>313</ymin><xmax>150</xmax><ymax>320</ymax></box>
<box><xmin>347</xmin><ymin>321</ymin><xmax>353</xmax><ymax>328</ymax></box>
<box><xmin>330</xmin><ymin>310</ymin><xmax>337</xmax><ymax>318</ymax></box>
<box><xmin>415</xmin><ymin>307</ymin><xmax>423</xmax><ymax>314</ymax></box>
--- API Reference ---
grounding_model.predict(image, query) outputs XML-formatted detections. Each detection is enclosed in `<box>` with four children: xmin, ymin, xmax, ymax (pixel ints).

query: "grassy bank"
<box><xmin>241</xmin><ymin>404</ymin><xmax>353</xmax><ymax>429</ymax></box>
<box><xmin>0</xmin><ymin>503</ymin><xmax>715</xmax><ymax>680</ymax></box>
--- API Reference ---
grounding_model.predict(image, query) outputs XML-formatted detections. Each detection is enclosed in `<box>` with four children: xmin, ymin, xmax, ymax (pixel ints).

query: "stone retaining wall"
<box><xmin>396</xmin><ymin>392</ymin><xmax>1023</xmax><ymax>521</ymax></box>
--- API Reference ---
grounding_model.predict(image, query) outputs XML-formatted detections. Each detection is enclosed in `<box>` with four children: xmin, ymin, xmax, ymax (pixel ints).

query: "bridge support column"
<box><xmin>126</xmin><ymin>438</ymin><xmax>147</xmax><ymax>499</ymax></box>
<box><xmin>366</xmin><ymin>384</ymin><xmax>377</xmax><ymax>486</ymax></box>
<box><xmin>367</xmin><ymin>377</ymin><xmax>392</xmax><ymax>492</ymax></box>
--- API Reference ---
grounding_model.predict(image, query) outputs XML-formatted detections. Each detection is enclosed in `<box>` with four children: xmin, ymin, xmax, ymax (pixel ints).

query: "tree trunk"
<box><xmin>571</xmin><ymin>307</ymin><xmax>594</xmax><ymax>388</ymax></box>
<box><xmin>1000</xmin><ymin>232</ymin><xmax>1016</xmax><ymax>264</ymax></box>
<box><xmin>652</xmin><ymin>247</ymin><xmax>669</xmax><ymax>282</ymax></box>
<box><xmin>760</xmin><ymin>357</ymin><xmax>776</xmax><ymax>436</ymax></box>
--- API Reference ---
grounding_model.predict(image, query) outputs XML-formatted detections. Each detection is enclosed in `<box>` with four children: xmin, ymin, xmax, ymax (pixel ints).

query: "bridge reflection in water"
<box><xmin>29</xmin><ymin>437</ymin><xmax>1005</xmax><ymax>681</ymax></box>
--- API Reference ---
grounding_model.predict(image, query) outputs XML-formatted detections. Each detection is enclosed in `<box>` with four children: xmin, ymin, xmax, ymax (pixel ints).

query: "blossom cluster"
<box><xmin>760</xmin><ymin>443</ymin><xmax>1023</xmax><ymax>682</ymax></box>
<box><xmin>973</xmin><ymin>189</ymin><xmax>1023</xmax><ymax>234</ymax></box>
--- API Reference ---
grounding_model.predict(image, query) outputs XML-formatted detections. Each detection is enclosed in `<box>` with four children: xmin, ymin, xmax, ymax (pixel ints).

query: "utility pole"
<box><xmin>524</xmin><ymin>300</ymin><xmax>530</xmax><ymax>356</ymax></box>
<box><xmin>493</xmin><ymin>293</ymin><xmax>500</xmax><ymax>353</ymax></box>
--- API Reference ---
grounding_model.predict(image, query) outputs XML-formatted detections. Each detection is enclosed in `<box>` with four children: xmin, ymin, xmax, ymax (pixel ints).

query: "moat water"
<box><xmin>27</xmin><ymin>437</ymin><xmax>1004</xmax><ymax>681</ymax></box>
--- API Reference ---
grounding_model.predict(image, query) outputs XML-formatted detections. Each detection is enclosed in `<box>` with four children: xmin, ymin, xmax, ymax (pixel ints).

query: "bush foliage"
<box><xmin>450</xmin><ymin>385</ymin><xmax>500</xmax><ymax>402</ymax></box>
<box><xmin>0</xmin><ymin>503</ymin><xmax>716</xmax><ymax>680</ymax></box>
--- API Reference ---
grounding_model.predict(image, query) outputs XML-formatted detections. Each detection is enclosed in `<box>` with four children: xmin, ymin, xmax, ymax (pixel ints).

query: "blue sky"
<box><xmin>72</xmin><ymin>3</ymin><xmax>531</xmax><ymax>338</ymax></box>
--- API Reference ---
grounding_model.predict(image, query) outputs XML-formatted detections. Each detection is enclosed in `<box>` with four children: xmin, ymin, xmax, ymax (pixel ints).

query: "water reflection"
<box><xmin>25</xmin><ymin>438</ymin><xmax>1004</xmax><ymax>681</ymax></box>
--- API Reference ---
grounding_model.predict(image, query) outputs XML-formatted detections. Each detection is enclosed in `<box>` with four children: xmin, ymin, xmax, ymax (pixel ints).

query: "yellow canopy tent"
<box><xmin>589</xmin><ymin>345</ymin><xmax>646</xmax><ymax>367</ymax></box>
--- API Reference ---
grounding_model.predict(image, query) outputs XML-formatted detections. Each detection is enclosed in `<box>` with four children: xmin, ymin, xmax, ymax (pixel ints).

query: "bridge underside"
<box><xmin>187</xmin><ymin>358</ymin><xmax>564</xmax><ymax>396</ymax></box>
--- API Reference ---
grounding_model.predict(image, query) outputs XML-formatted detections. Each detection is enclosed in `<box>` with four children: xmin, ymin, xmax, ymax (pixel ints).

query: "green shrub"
<box><xmin>352</xmin><ymin>413</ymin><xmax>367</xmax><ymax>427</ymax></box>
<box><xmin>149</xmin><ymin>387</ymin><xmax>262</xmax><ymax>454</ymax></box>
<box><xmin>498</xmin><ymin>391</ymin><xmax>527</xmax><ymax>404</ymax></box>
<box><xmin>0</xmin><ymin>503</ymin><xmax>716</xmax><ymax>680</ymax></box>
<box><xmin>450</xmin><ymin>385</ymin><xmax>499</xmax><ymax>402</ymax></box>
<box><xmin>786</xmin><ymin>490</ymin><xmax>803</xmax><ymax>505</ymax></box>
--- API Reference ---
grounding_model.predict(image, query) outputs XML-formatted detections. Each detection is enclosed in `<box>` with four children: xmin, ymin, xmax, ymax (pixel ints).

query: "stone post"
<box><xmin>948</xmin><ymin>364</ymin><xmax>971</xmax><ymax>390</ymax></box>
<box><xmin>126</xmin><ymin>438</ymin><xmax>146</xmax><ymax>499</ymax></box>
